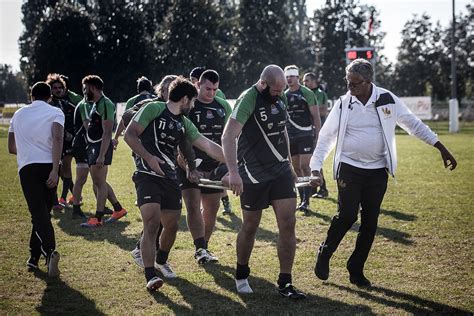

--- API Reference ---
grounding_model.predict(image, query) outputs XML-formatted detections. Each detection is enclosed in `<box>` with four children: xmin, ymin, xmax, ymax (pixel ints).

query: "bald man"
<box><xmin>222</xmin><ymin>65</ymin><xmax>305</xmax><ymax>299</ymax></box>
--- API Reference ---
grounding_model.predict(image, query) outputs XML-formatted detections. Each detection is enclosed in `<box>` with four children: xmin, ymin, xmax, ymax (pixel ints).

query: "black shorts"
<box><xmin>87</xmin><ymin>141</ymin><xmax>113</xmax><ymax>166</ymax></box>
<box><xmin>240</xmin><ymin>171</ymin><xmax>297</xmax><ymax>211</ymax></box>
<box><xmin>133</xmin><ymin>172</ymin><xmax>182</xmax><ymax>210</ymax></box>
<box><xmin>177</xmin><ymin>165</ymin><xmax>226</xmax><ymax>194</ymax></box>
<box><xmin>290</xmin><ymin>136</ymin><xmax>314</xmax><ymax>156</ymax></box>
<box><xmin>73</xmin><ymin>146</ymin><xmax>89</xmax><ymax>164</ymax></box>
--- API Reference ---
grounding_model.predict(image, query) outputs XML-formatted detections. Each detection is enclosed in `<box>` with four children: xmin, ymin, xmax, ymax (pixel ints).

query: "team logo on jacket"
<box><xmin>206</xmin><ymin>110</ymin><xmax>214</xmax><ymax>119</ymax></box>
<box><xmin>169</xmin><ymin>121</ymin><xmax>174</xmax><ymax>129</ymax></box>
<box><xmin>161</xmin><ymin>132</ymin><xmax>167</xmax><ymax>139</ymax></box>
<box><xmin>267</xmin><ymin>123</ymin><xmax>273</xmax><ymax>129</ymax></box>
<box><xmin>382</xmin><ymin>107</ymin><xmax>391</xmax><ymax>117</ymax></box>
<box><xmin>175</xmin><ymin>121</ymin><xmax>182</xmax><ymax>130</ymax></box>
<box><xmin>271</xmin><ymin>104</ymin><xmax>279</xmax><ymax>114</ymax></box>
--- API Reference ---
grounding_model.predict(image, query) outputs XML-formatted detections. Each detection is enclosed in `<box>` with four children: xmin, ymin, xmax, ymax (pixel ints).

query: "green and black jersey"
<box><xmin>125</xmin><ymin>92</ymin><xmax>157</xmax><ymax>111</ymax></box>
<box><xmin>311</xmin><ymin>87</ymin><xmax>328</xmax><ymax>115</ymax></box>
<box><xmin>285</xmin><ymin>85</ymin><xmax>317</xmax><ymax>140</ymax></box>
<box><xmin>67</xmin><ymin>90</ymin><xmax>84</xmax><ymax>106</ymax></box>
<box><xmin>188</xmin><ymin>96</ymin><xmax>232</xmax><ymax>171</ymax></box>
<box><xmin>216</xmin><ymin>89</ymin><xmax>226</xmax><ymax>100</ymax></box>
<box><xmin>86</xmin><ymin>95</ymin><xmax>116</xmax><ymax>143</ymax></box>
<box><xmin>232</xmin><ymin>86</ymin><xmax>291</xmax><ymax>183</ymax></box>
<box><xmin>51</xmin><ymin>97</ymin><xmax>76</xmax><ymax>139</ymax></box>
<box><xmin>133</xmin><ymin>101</ymin><xmax>201</xmax><ymax>181</ymax></box>
<box><xmin>73</xmin><ymin>99</ymin><xmax>93</xmax><ymax>148</ymax></box>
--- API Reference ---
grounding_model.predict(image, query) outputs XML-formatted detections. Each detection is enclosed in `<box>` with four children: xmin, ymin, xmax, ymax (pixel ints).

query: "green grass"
<box><xmin>0</xmin><ymin>122</ymin><xmax>473</xmax><ymax>314</ymax></box>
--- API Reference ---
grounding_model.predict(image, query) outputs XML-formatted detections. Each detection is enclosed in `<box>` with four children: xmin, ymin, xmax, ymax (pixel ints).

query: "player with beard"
<box><xmin>46</xmin><ymin>74</ymin><xmax>76</xmax><ymax>210</ymax></box>
<box><xmin>124</xmin><ymin>76</ymin><xmax>225</xmax><ymax>291</ymax></box>
<box><xmin>222</xmin><ymin>65</ymin><xmax>306</xmax><ymax>299</ymax></box>
<box><xmin>80</xmin><ymin>75</ymin><xmax>127</xmax><ymax>228</ymax></box>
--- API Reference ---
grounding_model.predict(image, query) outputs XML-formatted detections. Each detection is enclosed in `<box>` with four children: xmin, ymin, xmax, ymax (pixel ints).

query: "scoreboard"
<box><xmin>344</xmin><ymin>47</ymin><xmax>375</xmax><ymax>64</ymax></box>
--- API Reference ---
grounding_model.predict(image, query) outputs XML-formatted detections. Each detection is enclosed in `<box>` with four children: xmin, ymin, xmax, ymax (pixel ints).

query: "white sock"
<box><xmin>235</xmin><ymin>278</ymin><xmax>253</xmax><ymax>294</ymax></box>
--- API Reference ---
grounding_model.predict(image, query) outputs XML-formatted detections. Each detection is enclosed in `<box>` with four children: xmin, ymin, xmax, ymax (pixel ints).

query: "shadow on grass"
<box><xmin>216</xmin><ymin>212</ymin><xmax>279</xmax><ymax>243</ymax></box>
<box><xmin>33</xmin><ymin>270</ymin><xmax>104</xmax><ymax>315</ymax></box>
<box><xmin>54</xmin><ymin>210</ymin><xmax>139</xmax><ymax>252</ymax></box>
<box><xmin>196</xmin><ymin>263</ymin><xmax>375</xmax><ymax>314</ymax></box>
<box><xmin>308</xmin><ymin>198</ymin><xmax>414</xmax><ymax>245</ymax></box>
<box><xmin>326</xmin><ymin>282</ymin><xmax>471</xmax><ymax>314</ymax></box>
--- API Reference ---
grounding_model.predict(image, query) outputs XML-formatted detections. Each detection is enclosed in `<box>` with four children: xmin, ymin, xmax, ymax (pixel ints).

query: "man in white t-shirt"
<box><xmin>8</xmin><ymin>81</ymin><xmax>65</xmax><ymax>277</ymax></box>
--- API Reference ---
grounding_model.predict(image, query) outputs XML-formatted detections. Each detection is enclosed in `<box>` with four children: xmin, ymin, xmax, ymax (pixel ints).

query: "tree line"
<box><xmin>1</xmin><ymin>0</ymin><xmax>472</xmax><ymax>103</ymax></box>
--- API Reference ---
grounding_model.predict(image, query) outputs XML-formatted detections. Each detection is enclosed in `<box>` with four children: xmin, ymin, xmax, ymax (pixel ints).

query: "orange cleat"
<box><xmin>105</xmin><ymin>208</ymin><xmax>127</xmax><ymax>223</ymax></box>
<box><xmin>80</xmin><ymin>217</ymin><xmax>103</xmax><ymax>228</ymax></box>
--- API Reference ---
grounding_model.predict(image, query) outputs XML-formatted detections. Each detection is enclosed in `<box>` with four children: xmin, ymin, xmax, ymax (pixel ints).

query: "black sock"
<box><xmin>304</xmin><ymin>187</ymin><xmax>312</xmax><ymax>204</ymax></box>
<box><xmin>155</xmin><ymin>249</ymin><xmax>169</xmax><ymax>265</ymax></box>
<box><xmin>297</xmin><ymin>187</ymin><xmax>305</xmax><ymax>204</ymax></box>
<box><xmin>144</xmin><ymin>267</ymin><xmax>156</xmax><ymax>282</ymax></box>
<box><xmin>112</xmin><ymin>201</ymin><xmax>122</xmax><ymax>212</ymax></box>
<box><xmin>69</xmin><ymin>179</ymin><xmax>74</xmax><ymax>195</ymax></box>
<box><xmin>61</xmin><ymin>177</ymin><xmax>72</xmax><ymax>199</ymax></box>
<box><xmin>277</xmin><ymin>273</ymin><xmax>292</xmax><ymax>288</ymax></box>
<box><xmin>194</xmin><ymin>237</ymin><xmax>206</xmax><ymax>250</ymax></box>
<box><xmin>236</xmin><ymin>263</ymin><xmax>250</xmax><ymax>280</ymax></box>
<box><xmin>73</xmin><ymin>204</ymin><xmax>82</xmax><ymax>213</ymax></box>
<box><xmin>321</xmin><ymin>181</ymin><xmax>327</xmax><ymax>191</ymax></box>
<box><xmin>95</xmin><ymin>211</ymin><xmax>106</xmax><ymax>221</ymax></box>
<box><xmin>221</xmin><ymin>195</ymin><xmax>229</xmax><ymax>204</ymax></box>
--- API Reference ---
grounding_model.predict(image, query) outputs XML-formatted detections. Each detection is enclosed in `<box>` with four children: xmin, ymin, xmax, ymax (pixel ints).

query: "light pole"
<box><xmin>449</xmin><ymin>0</ymin><xmax>459</xmax><ymax>133</ymax></box>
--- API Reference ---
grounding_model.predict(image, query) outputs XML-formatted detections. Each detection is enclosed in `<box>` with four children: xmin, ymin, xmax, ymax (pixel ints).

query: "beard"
<box><xmin>86</xmin><ymin>92</ymin><xmax>94</xmax><ymax>102</ymax></box>
<box><xmin>261</xmin><ymin>86</ymin><xmax>279</xmax><ymax>104</ymax></box>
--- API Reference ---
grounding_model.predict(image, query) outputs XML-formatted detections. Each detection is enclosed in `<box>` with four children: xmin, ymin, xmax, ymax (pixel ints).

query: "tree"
<box><xmin>20</xmin><ymin>2</ymin><xmax>97</xmax><ymax>93</ymax></box>
<box><xmin>0</xmin><ymin>65</ymin><xmax>28</xmax><ymax>104</ymax></box>
<box><xmin>154</xmin><ymin>0</ymin><xmax>231</xmax><ymax>93</ymax></box>
<box><xmin>309</xmin><ymin>1</ymin><xmax>387</xmax><ymax>98</ymax></box>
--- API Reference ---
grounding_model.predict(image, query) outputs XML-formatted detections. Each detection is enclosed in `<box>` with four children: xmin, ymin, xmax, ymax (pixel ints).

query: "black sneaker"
<box><xmin>298</xmin><ymin>201</ymin><xmax>310</xmax><ymax>215</ymax></box>
<box><xmin>314</xmin><ymin>243</ymin><xmax>330</xmax><ymax>280</ymax></box>
<box><xmin>26</xmin><ymin>256</ymin><xmax>39</xmax><ymax>270</ymax></box>
<box><xmin>278</xmin><ymin>283</ymin><xmax>306</xmax><ymax>299</ymax></box>
<box><xmin>313</xmin><ymin>188</ymin><xmax>328</xmax><ymax>199</ymax></box>
<box><xmin>349</xmin><ymin>273</ymin><xmax>372</xmax><ymax>287</ymax></box>
<box><xmin>222</xmin><ymin>200</ymin><xmax>232</xmax><ymax>215</ymax></box>
<box><xmin>72</xmin><ymin>209</ymin><xmax>87</xmax><ymax>220</ymax></box>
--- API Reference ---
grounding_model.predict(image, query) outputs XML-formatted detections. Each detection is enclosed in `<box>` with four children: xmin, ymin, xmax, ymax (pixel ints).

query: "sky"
<box><xmin>0</xmin><ymin>0</ymin><xmax>472</xmax><ymax>72</ymax></box>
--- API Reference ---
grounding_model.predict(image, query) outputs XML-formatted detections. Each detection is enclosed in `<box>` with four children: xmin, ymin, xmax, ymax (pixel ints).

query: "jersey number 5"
<box><xmin>259</xmin><ymin>110</ymin><xmax>268</xmax><ymax>122</ymax></box>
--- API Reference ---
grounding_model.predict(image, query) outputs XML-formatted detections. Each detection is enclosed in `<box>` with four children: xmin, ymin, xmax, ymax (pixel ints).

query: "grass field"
<box><xmin>0</xmin><ymin>121</ymin><xmax>473</xmax><ymax>314</ymax></box>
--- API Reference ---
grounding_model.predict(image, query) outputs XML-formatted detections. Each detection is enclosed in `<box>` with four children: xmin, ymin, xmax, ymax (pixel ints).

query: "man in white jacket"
<box><xmin>309</xmin><ymin>58</ymin><xmax>457</xmax><ymax>287</ymax></box>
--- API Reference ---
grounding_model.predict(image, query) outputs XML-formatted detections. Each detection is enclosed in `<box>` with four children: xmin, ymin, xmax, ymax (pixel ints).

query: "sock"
<box><xmin>61</xmin><ymin>177</ymin><xmax>72</xmax><ymax>200</ymax></box>
<box><xmin>321</xmin><ymin>181</ymin><xmax>327</xmax><ymax>191</ymax></box>
<box><xmin>73</xmin><ymin>204</ymin><xmax>82</xmax><ymax>213</ymax></box>
<box><xmin>304</xmin><ymin>186</ymin><xmax>312</xmax><ymax>204</ymax></box>
<box><xmin>155</xmin><ymin>249</ymin><xmax>169</xmax><ymax>265</ymax></box>
<box><xmin>144</xmin><ymin>267</ymin><xmax>156</xmax><ymax>282</ymax></box>
<box><xmin>112</xmin><ymin>201</ymin><xmax>122</xmax><ymax>212</ymax></box>
<box><xmin>69</xmin><ymin>179</ymin><xmax>74</xmax><ymax>195</ymax></box>
<box><xmin>297</xmin><ymin>187</ymin><xmax>305</xmax><ymax>204</ymax></box>
<box><xmin>204</xmin><ymin>240</ymin><xmax>209</xmax><ymax>250</ymax></box>
<box><xmin>221</xmin><ymin>195</ymin><xmax>229</xmax><ymax>205</ymax></box>
<box><xmin>277</xmin><ymin>273</ymin><xmax>292</xmax><ymax>288</ymax></box>
<box><xmin>95</xmin><ymin>211</ymin><xmax>106</xmax><ymax>221</ymax></box>
<box><xmin>194</xmin><ymin>237</ymin><xmax>206</xmax><ymax>250</ymax></box>
<box><xmin>236</xmin><ymin>263</ymin><xmax>250</xmax><ymax>280</ymax></box>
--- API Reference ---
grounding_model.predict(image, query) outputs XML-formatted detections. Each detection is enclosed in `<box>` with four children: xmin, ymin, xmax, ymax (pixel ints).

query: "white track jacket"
<box><xmin>309</xmin><ymin>84</ymin><xmax>439</xmax><ymax>178</ymax></box>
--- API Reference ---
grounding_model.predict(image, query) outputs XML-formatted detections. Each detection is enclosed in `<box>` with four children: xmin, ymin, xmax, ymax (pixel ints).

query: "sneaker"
<box><xmin>349</xmin><ymin>273</ymin><xmax>372</xmax><ymax>287</ymax></box>
<box><xmin>222</xmin><ymin>200</ymin><xmax>232</xmax><ymax>215</ymax></box>
<box><xmin>58</xmin><ymin>197</ymin><xmax>67</xmax><ymax>207</ymax></box>
<box><xmin>80</xmin><ymin>217</ymin><xmax>103</xmax><ymax>228</ymax></box>
<box><xmin>278</xmin><ymin>283</ymin><xmax>306</xmax><ymax>299</ymax></box>
<box><xmin>146</xmin><ymin>276</ymin><xmax>164</xmax><ymax>291</ymax></box>
<box><xmin>52</xmin><ymin>203</ymin><xmax>64</xmax><ymax>212</ymax></box>
<box><xmin>72</xmin><ymin>210</ymin><xmax>87</xmax><ymax>220</ymax></box>
<box><xmin>314</xmin><ymin>242</ymin><xmax>330</xmax><ymax>280</ymax></box>
<box><xmin>155</xmin><ymin>262</ymin><xmax>177</xmax><ymax>279</ymax></box>
<box><xmin>26</xmin><ymin>257</ymin><xmax>39</xmax><ymax>270</ymax></box>
<box><xmin>105</xmin><ymin>208</ymin><xmax>127</xmax><ymax>223</ymax></box>
<box><xmin>47</xmin><ymin>251</ymin><xmax>60</xmax><ymax>277</ymax></box>
<box><xmin>298</xmin><ymin>201</ymin><xmax>310</xmax><ymax>215</ymax></box>
<box><xmin>103</xmin><ymin>207</ymin><xmax>114</xmax><ymax>215</ymax></box>
<box><xmin>235</xmin><ymin>278</ymin><xmax>253</xmax><ymax>294</ymax></box>
<box><xmin>194</xmin><ymin>248</ymin><xmax>218</xmax><ymax>264</ymax></box>
<box><xmin>131</xmin><ymin>247</ymin><xmax>144</xmax><ymax>268</ymax></box>
<box><xmin>312</xmin><ymin>188</ymin><xmax>328</xmax><ymax>199</ymax></box>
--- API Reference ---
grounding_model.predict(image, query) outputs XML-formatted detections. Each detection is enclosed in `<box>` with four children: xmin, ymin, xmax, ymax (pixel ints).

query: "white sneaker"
<box><xmin>131</xmin><ymin>247</ymin><xmax>144</xmax><ymax>268</ymax></box>
<box><xmin>146</xmin><ymin>276</ymin><xmax>163</xmax><ymax>291</ymax></box>
<box><xmin>155</xmin><ymin>262</ymin><xmax>177</xmax><ymax>279</ymax></box>
<box><xmin>235</xmin><ymin>278</ymin><xmax>253</xmax><ymax>294</ymax></box>
<box><xmin>194</xmin><ymin>248</ymin><xmax>218</xmax><ymax>264</ymax></box>
<box><xmin>47</xmin><ymin>251</ymin><xmax>60</xmax><ymax>277</ymax></box>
